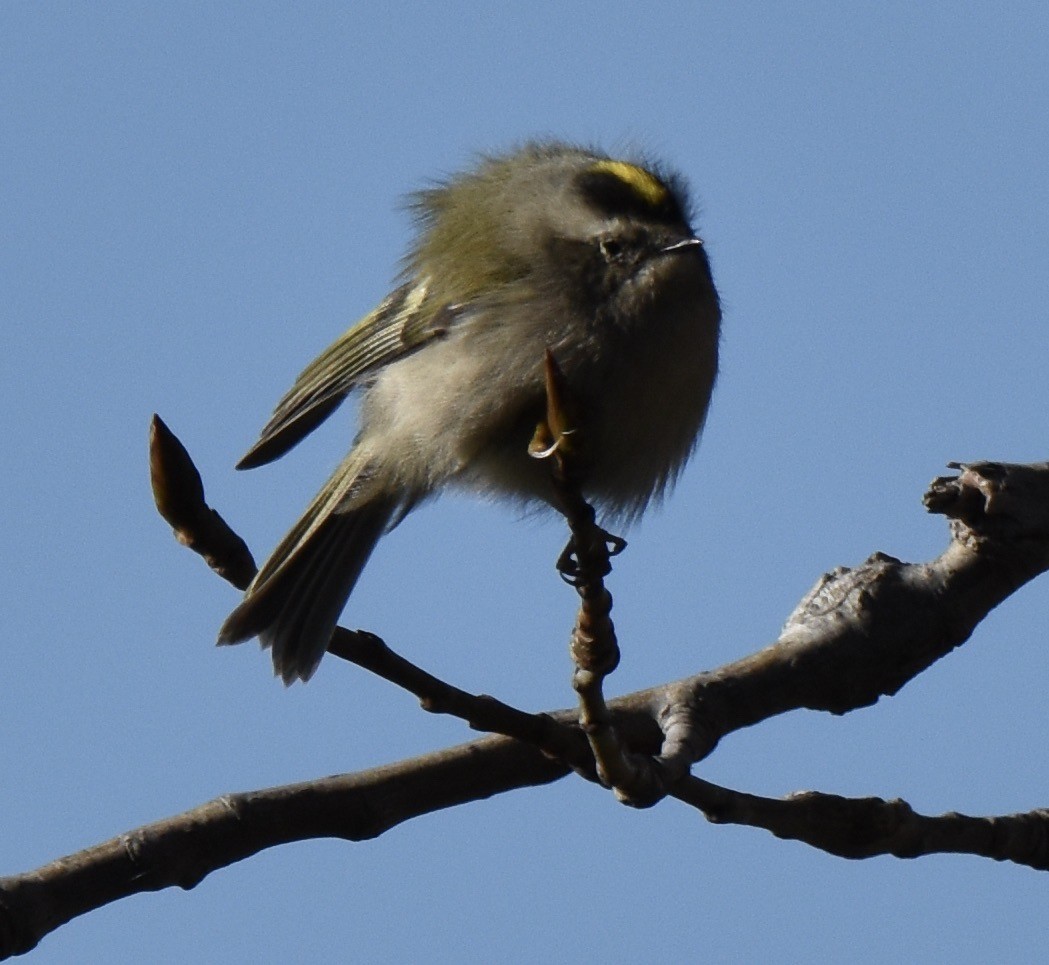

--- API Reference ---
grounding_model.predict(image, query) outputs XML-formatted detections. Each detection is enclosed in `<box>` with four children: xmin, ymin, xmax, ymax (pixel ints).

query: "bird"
<box><xmin>218</xmin><ymin>142</ymin><xmax>721</xmax><ymax>683</ymax></box>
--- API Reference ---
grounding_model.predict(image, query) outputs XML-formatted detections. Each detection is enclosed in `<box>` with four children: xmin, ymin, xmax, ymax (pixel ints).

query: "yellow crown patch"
<box><xmin>587</xmin><ymin>160</ymin><xmax>669</xmax><ymax>207</ymax></box>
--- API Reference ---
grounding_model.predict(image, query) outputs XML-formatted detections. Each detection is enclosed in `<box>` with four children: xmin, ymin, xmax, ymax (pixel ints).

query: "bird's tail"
<box><xmin>218</xmin><ymin>451</ymin><xmax>399</xmax><ymax>684</ymax></box>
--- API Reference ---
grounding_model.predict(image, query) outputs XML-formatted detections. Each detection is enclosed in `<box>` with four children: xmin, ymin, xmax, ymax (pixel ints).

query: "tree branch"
<box><xmin>0</xmin><ymin>737</ymin><xmax>571</xmax><ymax>959</ymax></box>
<box><xmin>675</xmin><ymin>778</ymin><xmax>1049</xmax><ymax>868</ymax></box>
<box><xmin>2</xmin><ymin>433</ymin><xmax>1046</xmax><ymax>959</ymax></box>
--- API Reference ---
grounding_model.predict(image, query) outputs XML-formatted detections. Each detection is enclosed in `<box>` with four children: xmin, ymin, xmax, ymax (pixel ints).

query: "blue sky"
<box><xmin>4</xmin><ymin>3</ymin><xmax>1049</xmax><ymax>962</ymax></box>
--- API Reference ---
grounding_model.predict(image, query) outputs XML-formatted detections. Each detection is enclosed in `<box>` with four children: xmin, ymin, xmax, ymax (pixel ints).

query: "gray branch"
<box><xmin>0</xmin><ymin>429</ymin><xmax>1045</xmax><ymax>960</ymax></box>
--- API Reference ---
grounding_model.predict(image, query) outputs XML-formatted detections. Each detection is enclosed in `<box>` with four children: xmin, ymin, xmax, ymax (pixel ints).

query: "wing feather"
<box><xmin>236</xmin><ymin>279</ymin><xmax>456</xmax><ymax>469</ymax></box>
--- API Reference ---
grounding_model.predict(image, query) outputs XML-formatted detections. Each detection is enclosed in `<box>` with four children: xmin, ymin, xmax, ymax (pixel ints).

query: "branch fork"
<box><xmin>3</xmin><ymin>402</ymin><xmax>1049</xmax><ymax>957</ymax></box>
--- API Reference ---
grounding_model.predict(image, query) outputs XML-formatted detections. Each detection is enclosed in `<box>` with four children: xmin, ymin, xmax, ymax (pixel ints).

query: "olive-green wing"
<box><xmin>237</xmin><ymin>278</ymin><xmax>457</xmax><ymax>469</ymax></box>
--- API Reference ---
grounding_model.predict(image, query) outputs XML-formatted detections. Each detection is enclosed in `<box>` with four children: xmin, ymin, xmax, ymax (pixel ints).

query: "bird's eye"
<box><xmin>599</xmin><ymin>238</ymin><xmax>624</xmax><ymax>262</ymax></box>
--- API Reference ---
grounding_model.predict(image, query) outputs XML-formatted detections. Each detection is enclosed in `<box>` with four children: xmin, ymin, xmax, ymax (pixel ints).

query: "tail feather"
<box><xmin>218</xmin><ymin>454</ymin><xmax>398</xmax><ymax>684</ymax></box>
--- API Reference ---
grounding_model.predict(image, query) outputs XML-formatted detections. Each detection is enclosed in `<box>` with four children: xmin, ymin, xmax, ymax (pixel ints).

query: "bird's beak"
<box><xmin>661</xmin><ymin>237</ymin><xmax>704</xmax><ymax>254</ymax></box>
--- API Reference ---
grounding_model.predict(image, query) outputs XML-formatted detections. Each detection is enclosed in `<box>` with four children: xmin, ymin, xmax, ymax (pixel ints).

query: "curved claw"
<box><xmin>555</xmin><ymin>529</ymin><xmax>628</xmax><ymax>585</ymax></box>
<box><xmin>556</xmin><ymin>542</ymin><xmax>583</xmax><ymax>585</ymax></box>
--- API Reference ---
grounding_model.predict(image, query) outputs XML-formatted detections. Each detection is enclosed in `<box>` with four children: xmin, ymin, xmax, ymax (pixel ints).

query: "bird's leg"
<box><xmin>527</xmin><ymin>349</ymin><xmax>627</xmax><ymax>582</ymax></box>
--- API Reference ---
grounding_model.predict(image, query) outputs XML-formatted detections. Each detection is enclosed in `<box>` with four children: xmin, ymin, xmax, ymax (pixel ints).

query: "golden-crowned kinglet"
<box><xmin>219</xmin><ymin>142</ymin><xmax>721</xmax><ymax>683</ymax></box>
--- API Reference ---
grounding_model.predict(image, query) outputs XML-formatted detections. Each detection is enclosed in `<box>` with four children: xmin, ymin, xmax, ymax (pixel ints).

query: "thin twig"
<box><xmin>530</xmin><ymin>350</ymin><xmax>673</xmax><ymax>805</ymax></box>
